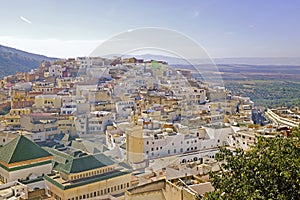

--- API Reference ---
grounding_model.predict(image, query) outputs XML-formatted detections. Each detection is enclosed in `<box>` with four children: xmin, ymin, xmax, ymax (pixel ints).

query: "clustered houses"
<box><xmin>0</xmin><ymin>56</ymin><xmax>292</xmax><ymax>199</ymax></box>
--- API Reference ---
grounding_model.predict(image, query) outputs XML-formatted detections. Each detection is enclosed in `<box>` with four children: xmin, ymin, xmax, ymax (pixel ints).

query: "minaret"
<box><xmin>126</xmin><ymin>111</ymin><xmax>144</xmax><ymax>163</ymax></box>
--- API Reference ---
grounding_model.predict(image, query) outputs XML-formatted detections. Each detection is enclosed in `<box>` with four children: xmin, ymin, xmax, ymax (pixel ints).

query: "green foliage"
<box><xmin>225</xmin><ymin>80</ymin><xmax>300</xmax><ymax>108</ymax></box>
<box><xmin>203</xmin><ymin>127</ymin><xmax>300</xmax><ymax>200</ymax></box>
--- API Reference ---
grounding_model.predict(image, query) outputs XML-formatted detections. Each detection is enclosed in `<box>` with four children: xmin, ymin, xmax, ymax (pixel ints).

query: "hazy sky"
<box><xmin>0</xmin><ymin>0</ymin><xmax>300</xmax><ymax>58</ymax></box>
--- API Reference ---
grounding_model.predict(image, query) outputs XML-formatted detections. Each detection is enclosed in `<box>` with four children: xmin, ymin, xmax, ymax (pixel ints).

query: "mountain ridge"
<box><xmin>0</xmin><ymin>44</ymin><xmax>57</xmax><ymax>78</ymax></box>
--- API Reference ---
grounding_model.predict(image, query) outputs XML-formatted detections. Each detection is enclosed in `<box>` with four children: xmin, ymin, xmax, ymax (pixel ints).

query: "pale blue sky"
<box><xmin>0</xmin><ymin>0</ymin><xmax>299</xmax><ymax>58</ymax></box>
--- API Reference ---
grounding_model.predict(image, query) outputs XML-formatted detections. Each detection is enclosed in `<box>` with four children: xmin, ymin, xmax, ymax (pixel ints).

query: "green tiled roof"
<box><xmin>0</xmin><ymin>135</ymin><xmax>51</xmax><ymax>164</ymax></box>
<box><xmin>57</xmin><ymin>153</ymin><xmax>115</xmax><ymax>174</ymax></box>
<box><xmin>44</xmin><ymin>170</ymin><xmax>131</xmax><ymax>190</ymax></box>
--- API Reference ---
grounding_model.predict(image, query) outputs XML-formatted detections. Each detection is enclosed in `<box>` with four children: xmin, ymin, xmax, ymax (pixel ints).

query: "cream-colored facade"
<box><xmin>5</xmin><ymin>108</ymin><xmax>31</xmax><ymax>128</ymax></box>
<box><xmin>45</xmin><ymin>170</ymin><xmax>132</xmax><ymax>200</ymax></box>
<box><xmin>126</xmin><ymin>117</ymin><xmax>144</xmax><ymax>164</ymax></box>
<box><xmin>32</xmin><ymin>81</ymin><xmax>54</xmax><ymax>94</ymax></box>
<box><xmin>56</xmin><ymin>77</ymin><xmax>75</xmax><ymax>88</ymax></box>
<box><xmin>35</xmin><ymin>95</ymin><xmax>61</xmax><ymax>109</ymax></box>
<box><xmin>0</xmin><ymin>159</ymin><xmax>52</xmax><ymax>183</ymax></box>
<box><xmin>126</xmin><ymin>175</ymin><xmax>213</xmax><ymax>200</ymax></box>
<box><xmin>20</xmin><ymin>114</ymin><xmax>59</xmax><ymax>138</ymax></box>
<box><xmin>44</xmin><ymin>152</ymin><xmax>135</xmax><ymax>200</ymax></box>
<box><xmin>58</xmin><ymin>116</ymin><xmax>76</xmax><ymax>135</ymax></box>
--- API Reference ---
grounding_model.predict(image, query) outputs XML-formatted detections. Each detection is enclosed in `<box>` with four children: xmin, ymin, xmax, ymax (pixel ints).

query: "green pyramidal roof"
<box><xmin>58</xmin><ymin>154</ymin><xmax>115</xmax><ymax>174</ymax></box>
<box><xmin>0</xmin><ymin>135</ymin><xmax>51</xmax><ymax>164</ymax></box>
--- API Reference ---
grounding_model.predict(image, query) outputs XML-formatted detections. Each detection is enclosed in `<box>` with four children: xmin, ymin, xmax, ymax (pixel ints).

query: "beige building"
<box><xmin>20</xmin><ymin>113</ymin><xmax>59</xmax><ymax>139</ymax></box>
<box><xmin>35</xmin><ymin>95</ymin><xmax>62</xmax><ymax>109</ymax></box>
<box><xmin>32</xmin><ymin>81</ymin><xmax>55</xmax><ymax>94</ymax></box>
<box><xmin>56</xmin><ymin>77</ymin><xmax>75</xmax><ymax>88</ymax></box>
<box><xmin>125</xmin><ymin>175</ymin><xmax>213</xmax><ymax>200</ymax></box>
<box><xmin>44</xmin><ymin>150</ymin><xmax>135</xmax><ymax>200</ymax></box>
<box><xmin>4</xmin><ymin>108</ymin><xmax>31</xmax><ymax>129</ymax></box>
<box><xmin>126</xmin><ymin>113</ymin><xmax>144</xmax><ymax>164</ymax></box>
<box><xmin>58</xmin><ymin>115</ymin><xmax>76</xmax><ymax>135</ymax></box>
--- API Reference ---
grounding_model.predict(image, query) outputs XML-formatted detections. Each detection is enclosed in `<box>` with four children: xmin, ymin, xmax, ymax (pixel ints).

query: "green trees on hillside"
<box><xmin>203</xmin><ymin>126</ymin><xmax>300</xmax><ymax>199</ymax></box>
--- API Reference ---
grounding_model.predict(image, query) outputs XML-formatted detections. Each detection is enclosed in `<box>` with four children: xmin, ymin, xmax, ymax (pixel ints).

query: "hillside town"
<box><xmin>0</xmin><ymin>57</ymin><xmax>299</xmax><ymax>200</ymax></box>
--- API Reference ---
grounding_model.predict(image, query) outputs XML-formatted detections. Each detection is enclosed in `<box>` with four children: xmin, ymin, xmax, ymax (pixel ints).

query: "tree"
<box><xmin>203</xmin><ymin>126</ymin><xmax>300</xmax><ymax>200</ymax></box>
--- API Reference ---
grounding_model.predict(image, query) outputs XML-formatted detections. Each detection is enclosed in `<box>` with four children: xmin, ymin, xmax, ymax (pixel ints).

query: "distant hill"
<box><xmin>131</xmin><ymin>54</ymin><xmax>300</xmax><ymax>65</ymax></box>
<box><xmin>0</xmin><ymin>45</ymin><xmax>57</xmax><ymax>78</ymax></box>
